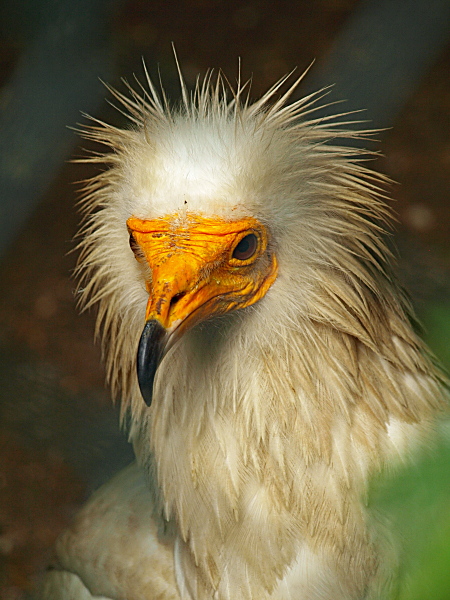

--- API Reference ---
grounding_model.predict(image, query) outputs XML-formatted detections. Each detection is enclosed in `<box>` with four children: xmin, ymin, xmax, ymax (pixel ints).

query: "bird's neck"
<box><xmin>132</xmin><ymin>317</ymin><xmax>410</xmax><ymax>599</ymax></box>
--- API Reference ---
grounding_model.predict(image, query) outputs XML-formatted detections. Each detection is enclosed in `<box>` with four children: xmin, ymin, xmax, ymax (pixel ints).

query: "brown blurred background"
<box><xmin>0</xmin><ymin>1</ymin><xmax>449</xmax><ymax>598</ymax></box>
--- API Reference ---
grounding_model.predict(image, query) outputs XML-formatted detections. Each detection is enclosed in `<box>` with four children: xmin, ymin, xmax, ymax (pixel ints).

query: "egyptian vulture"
<box><xmin>40</xmin><ymin>64</ymin><xmax>446</xmax><ymax>600</ymax></box>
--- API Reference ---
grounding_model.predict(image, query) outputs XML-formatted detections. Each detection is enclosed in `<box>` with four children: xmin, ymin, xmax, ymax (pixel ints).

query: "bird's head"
<box><xmin>76</xmin><ymin>64</ymin><xmax>425</xmax><ymax>421</ymax></box>
<box><xmin>128</xmin><ymin>212</ymin><xmax>278</xmax><ymax>405</ymax></box>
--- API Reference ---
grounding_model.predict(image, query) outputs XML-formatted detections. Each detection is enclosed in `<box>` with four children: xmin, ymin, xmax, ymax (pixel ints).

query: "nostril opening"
<box><xmin>169</xmin><ymin>292</ymin><xmax>186</xmax><ymax>310</ymax></box>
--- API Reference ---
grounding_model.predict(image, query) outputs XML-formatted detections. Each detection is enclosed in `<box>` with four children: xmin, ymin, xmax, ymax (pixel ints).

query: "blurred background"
<box><xmin>0</xmin><ymin>1</ymin><xmax>449</xmax><ymax>598</ymax></box>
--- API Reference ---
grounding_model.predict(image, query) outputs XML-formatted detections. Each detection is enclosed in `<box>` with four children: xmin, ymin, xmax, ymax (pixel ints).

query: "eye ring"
<box><xmin>231</xmin><ymin>233</ymin><xmax>259</xmax><ymax>262</ymax></box>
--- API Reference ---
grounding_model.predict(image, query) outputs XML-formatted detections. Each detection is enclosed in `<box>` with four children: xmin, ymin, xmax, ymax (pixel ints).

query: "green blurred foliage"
<box><xmin>371</xmin><ymin>301</ymin><xmax>450</xmax><ymax>599</ymax></box>
<box><xmin>372</xmin><ymin>432</ymin><xmax>450</xmax><ymax>599</ymax></box>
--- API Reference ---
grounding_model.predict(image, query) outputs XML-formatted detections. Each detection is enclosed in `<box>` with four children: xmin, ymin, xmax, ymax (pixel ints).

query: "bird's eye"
<box><xmin>232</xmin><ymin>233</ymin><xmax>258</xmax><ymax>262</ymax></box>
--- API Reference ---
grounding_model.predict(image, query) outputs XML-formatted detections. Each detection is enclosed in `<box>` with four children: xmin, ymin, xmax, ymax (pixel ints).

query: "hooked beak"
<box><xmin>137</xmin><ymin>315</ymin><xmax>193</xmax><ymax>407</ymax></box>
<box><xmin>137</xmin><ymin>320</ymin><xmax>166</xmax><ymax>407</ymax></box>
<box><xmin>136</xmin><ymin>284</ymin><xmax>223</xmax><ymax>407</ymax></box>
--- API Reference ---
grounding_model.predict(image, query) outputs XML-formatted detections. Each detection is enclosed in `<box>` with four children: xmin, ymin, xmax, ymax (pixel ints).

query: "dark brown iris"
<box><xmin>232</xmin><ymin>233</ymin><xmax>258</xmax><ymax>261</ymax></box>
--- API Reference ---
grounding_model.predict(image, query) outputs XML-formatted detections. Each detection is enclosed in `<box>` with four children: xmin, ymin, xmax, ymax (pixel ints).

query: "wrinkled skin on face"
<box><xmin>127</xmin><ymin>213</ymin><xmax>278</xmax><ymax>405</ymax></box>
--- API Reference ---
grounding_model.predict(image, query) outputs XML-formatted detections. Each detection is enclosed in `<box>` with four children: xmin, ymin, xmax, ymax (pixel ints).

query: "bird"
<box><xmin>39</xmin><ymin>61</ymin><xmax>447</xmax><ymax>600</ymax></box>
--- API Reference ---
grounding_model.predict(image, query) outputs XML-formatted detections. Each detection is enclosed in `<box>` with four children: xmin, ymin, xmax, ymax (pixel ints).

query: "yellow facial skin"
<box><xmin>127</xmin><ymin>213</ymin><xmax>278</xmax><ymax>336</ymax></box>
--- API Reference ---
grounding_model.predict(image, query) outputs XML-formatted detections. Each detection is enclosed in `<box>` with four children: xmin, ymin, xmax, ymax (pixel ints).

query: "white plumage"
<box><xmin>40</xmin><ymin>64</ymin><xmax>446</xmax><ymax>600</ymax></box>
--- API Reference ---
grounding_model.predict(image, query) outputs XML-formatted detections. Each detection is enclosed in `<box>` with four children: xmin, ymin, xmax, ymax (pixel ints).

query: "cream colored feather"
<box><xmin>40</xmin><ymin>64</ymin><xmax>447</xmax><ymax>600</ymax></box>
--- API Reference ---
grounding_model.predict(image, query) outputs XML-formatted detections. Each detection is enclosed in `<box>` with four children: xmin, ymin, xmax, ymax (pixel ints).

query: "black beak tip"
<box><xmin>137</xmin><ymin>320</ymin><xmax>166</xmax><ymax>407</ymax></box>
